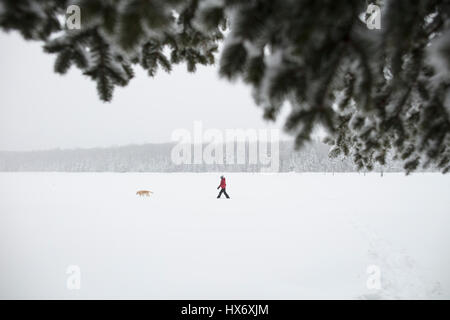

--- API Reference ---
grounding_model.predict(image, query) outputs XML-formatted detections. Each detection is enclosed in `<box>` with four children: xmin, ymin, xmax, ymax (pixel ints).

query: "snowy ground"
<box><xmin>0</xmin><ymin>172</ymin><xmax>449</xmax><ymax>299</ymax></box>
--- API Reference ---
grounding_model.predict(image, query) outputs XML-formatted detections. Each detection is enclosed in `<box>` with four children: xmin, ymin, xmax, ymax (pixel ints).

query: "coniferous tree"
<box><xmin>0</xmin><ymin>0</ymin><xmax>448</xmax><ymax>173</ymax></box>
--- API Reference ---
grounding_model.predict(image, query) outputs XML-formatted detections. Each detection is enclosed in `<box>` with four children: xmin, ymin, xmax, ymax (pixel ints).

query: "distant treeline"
<box><xmin>0</xmin><ymin>141</ymin><xmax>419</xmax><ymax>172</ymax></box>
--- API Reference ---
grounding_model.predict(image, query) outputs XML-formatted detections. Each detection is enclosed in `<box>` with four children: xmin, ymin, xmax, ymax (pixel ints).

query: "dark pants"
<box><xmin>217</xmin><ymin>188</ymin><xmax>230</xmax><ymax>198</ymax></box>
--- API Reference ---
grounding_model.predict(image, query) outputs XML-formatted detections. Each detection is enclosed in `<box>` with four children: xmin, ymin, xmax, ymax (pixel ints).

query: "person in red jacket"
<box><xmin>217</xmin><ymin>175</ymin><xmax>230</xmax><ymax>199</ymax></box>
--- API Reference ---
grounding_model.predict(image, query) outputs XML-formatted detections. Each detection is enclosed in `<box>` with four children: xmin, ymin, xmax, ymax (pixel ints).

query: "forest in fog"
<box><xmin>0</xmin><ymin>141</ymin><xmax>411</xmax><ymax>173</ymax></box>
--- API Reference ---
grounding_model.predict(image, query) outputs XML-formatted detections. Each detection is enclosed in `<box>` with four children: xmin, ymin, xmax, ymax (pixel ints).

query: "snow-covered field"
<box><xmin>0</xmin><ymin>172</ymin><xmax>449</xmax><ymax>299</ymax></box>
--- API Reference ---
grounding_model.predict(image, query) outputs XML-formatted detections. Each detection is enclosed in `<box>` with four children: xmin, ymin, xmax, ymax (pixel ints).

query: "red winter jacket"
<box><xmin>219</xmin><ymin>178</ymin><xmax>226</xmax><ymax>189</ymax></box>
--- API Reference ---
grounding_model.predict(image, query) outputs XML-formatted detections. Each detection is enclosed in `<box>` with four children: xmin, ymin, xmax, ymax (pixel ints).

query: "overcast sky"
<box><xmin>0</xmin><ymin>31</ymin><xmax>290</xmax><ymax>151</ymax></box>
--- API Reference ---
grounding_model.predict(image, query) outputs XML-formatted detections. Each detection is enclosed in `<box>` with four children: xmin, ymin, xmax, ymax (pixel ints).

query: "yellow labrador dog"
<box><xmin>136</xmin><ymin>190</ymin><xmax>153</xmax><ymax>197</ymax></box>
